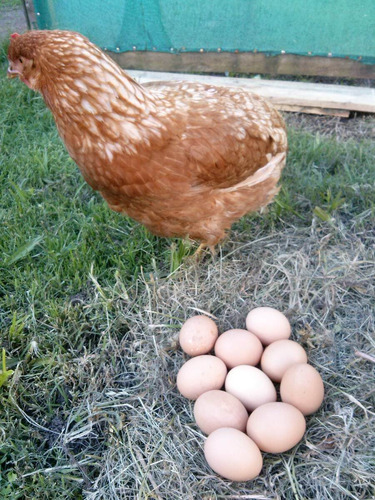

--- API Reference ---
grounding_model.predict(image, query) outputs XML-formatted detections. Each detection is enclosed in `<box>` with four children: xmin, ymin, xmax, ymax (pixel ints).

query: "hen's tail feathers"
<box><xmin>221</xmin><ymin>152</ymin><xmax>286</xmax><ymax>193</ymax></box>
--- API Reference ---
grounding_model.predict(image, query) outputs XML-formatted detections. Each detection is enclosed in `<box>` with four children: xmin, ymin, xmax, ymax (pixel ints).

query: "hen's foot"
<box><xmin>192</xmin><ymin>243</ymin><xmax>217</xmax><ymax>262</ymax></box>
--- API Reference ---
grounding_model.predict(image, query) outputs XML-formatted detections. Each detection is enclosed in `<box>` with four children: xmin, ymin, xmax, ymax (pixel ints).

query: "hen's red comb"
<box><xmin>11</xmin><ymin>33</ymin><xmax>20</xmax><ymax>39</ymax></box>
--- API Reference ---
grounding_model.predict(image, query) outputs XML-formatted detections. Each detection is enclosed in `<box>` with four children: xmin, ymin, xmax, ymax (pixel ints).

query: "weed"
<box><xmin>0</xmin><ymin>349</ymin><xmax>14</xmax><ymax>387</ymax></box>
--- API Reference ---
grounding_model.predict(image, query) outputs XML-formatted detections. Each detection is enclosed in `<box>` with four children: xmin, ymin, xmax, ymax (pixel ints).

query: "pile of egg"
<box><xmin>176</xmin><ymin>307</ymin><xmax>324</xmax><ymax>482</ymax></box>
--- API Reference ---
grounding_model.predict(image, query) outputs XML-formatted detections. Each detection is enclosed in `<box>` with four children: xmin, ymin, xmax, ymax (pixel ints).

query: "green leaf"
<box><xmin>0</xmin><ymin>349</ymin><xmax>14</xmax><ymax>388</ymax></box>
<box><xmin>7</xmin><ymin>472</ymin><xmax>17</xmax><ymax>483</ymax></box>
<box><xmin>313</xmin><ymin>206</ymin><xmax>332</xmax><ymax>222</ymax></box>
<box><xmin>8</xmin><ymin>312</ymin><xmax>25</xmax><ymax>339</ymax></box>
<box><xmin>5</xmin><ymin>235</ymin><xmax>43</xmax><ymax>266</ymax></box>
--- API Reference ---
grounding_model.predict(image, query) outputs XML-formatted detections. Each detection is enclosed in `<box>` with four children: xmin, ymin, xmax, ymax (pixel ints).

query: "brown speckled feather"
<box><xmin>8</xmin><ymin>30</ymin><xmax>287</xmax><ymax>247</ymax></box>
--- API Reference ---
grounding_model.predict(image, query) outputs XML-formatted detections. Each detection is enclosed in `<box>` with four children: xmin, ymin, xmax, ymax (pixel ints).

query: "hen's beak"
<box><xmin>7</xmin><ymin>66</ymin><xmax>20</xmax><ymax>79</ymax></box>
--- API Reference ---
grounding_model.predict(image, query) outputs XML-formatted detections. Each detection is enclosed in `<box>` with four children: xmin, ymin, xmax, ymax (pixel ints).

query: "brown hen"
<box><xmin>8</xmin><ymin>30</ymin><xmax>287</xmax><ymax>249</ymax></box>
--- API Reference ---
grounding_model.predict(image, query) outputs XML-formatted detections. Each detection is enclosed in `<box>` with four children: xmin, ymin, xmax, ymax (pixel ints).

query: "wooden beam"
<box><xmin>127</xmin><ymin>70</ymin><xmax>375</xmax><ymax>115</ymax></box>
<box><xmin>111</xmin><ymin>51</ymin><xmax>375</xmax><ymax>80</ymax></box>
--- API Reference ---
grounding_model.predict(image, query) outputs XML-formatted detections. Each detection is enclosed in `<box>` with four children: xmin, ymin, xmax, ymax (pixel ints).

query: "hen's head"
<box><xmin>7</xmin><ymin>30</ymin><xmax>91</xmax><ymax>91</ymax></box>
<box><xmin>8</xmin><ymin>32</ymin><xmax>36</xmax><ymax>89</ymax></box>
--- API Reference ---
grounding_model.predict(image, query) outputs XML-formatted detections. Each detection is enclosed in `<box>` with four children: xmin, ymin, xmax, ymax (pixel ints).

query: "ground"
<box><xmin>0</xmin><ymin>2</ymin><xmax>27</xmax><ymax>40</ymax></box>
<box><xmin>286</xmin><ymin>113</ymin><xmax>375</xmax><ymax>141</ymax></box>
<box><xmin>1</xmin><ymin>6</ymin><xmax>375</xmax><ymax>500</ymax></box>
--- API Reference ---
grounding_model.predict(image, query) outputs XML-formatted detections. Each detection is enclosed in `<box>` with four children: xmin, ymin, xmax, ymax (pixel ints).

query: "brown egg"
<box><xmin>261</xmin><ymin>339</ymin><xmax>308</xmax><ymax>382</ymax></box>
<box><xmin>280</xmin><ymin>363</ymin><xmax>324</xmax><ymax>415</ymax></box>
<box><xmin>176</xmin><ymin>355</ymin><xmax>227</xmax><ymax>400</ymax></box>
<box><xmin>204</xmin><ymin>427</ymin><xmax>263</xmax><ymax>481</ymax></box>
<box><xmin>225</xmin><ymin>365</ymin><xmax>276</xmax><ymax>411</ymax></box>
<box><xmin>245</xmin><ymin>307</ymin><xmax>291</xmax><ymax>345</ymax></box>
<box><xmin>214</xmin><ymin>329</ymin><xmax>263</xmax><ymax>368</ymax></box>
<box><xmin>179</xmin><ymin>315</ymin><xmax>218</xmax><ymax>356</ymax></box>
<box><xmin>246</xmin><ymin>402</ymin><xmax>306</xmax><ymax>453</ymax></box>
<box><xmin>194</xmin><ymin>390</ymin><xmax>248</xmax><ymax>435</ymax></box>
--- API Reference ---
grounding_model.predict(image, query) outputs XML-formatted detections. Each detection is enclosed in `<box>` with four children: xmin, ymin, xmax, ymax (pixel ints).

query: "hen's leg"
<box><xmin>193</xmin><ymin>243</ymin><xmax>216</xmax><ymax>261</ymax></box>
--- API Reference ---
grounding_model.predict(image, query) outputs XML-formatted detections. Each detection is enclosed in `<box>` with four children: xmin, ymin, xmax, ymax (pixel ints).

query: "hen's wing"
<box><xmin>95</xmin><ymin>81</ymin><xmax>287</xmax><ymax>211</ymax></box>
<box><xmin>142</xmin><ymin>81</ymin><xmax>287</xmax><ymax>188</ymax></box>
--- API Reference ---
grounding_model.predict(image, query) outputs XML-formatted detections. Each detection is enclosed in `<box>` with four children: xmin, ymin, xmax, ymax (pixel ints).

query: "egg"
<box><xmin>245</xmin><ymin>307</ymin><xmax>291</xmax><ymax>345</ymax></box>
<box><xmin>246</xmin><ymin>402</ymin><xmax>306</xmax><ymax>453</ymax></box>
<box><xmin>214</xmin><ymin>329</ymin><xmax>263</xmax><ymax>368</ymax></box>
<box><xmin>194</xmin><ymin>390</ymin><xmax>248</xmax><ymax>435</ymax></box>
<box><xmin>179</xmin><ymin>315</ymin><xmax>219</xmax><ymax>356</ymax></box>
<box><xmin>204</xmin><ymin>427</ymin><xmax>263</xmax><ymax>481</ymax></box>
<box><xmin>176</xmin><ymin>355</ymin><xmax>227</xmax><ymax>400</ymax></box>
<box><xmin>280</xmin><ymin>363</ymin><xmax>324</xmax><ymax>415</ymax></box>
<box><xmin>260</xmin><ymin>339</ymin><xmax>308</xmax><ymax>382</ymax></box>
<box><xmin>225</xmin><ymin>365</ymin><xmax>276</xmax><ymax>411</ymax></box>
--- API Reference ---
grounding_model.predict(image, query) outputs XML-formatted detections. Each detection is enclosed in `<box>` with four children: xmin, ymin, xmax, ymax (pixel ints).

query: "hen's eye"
<box><xmin>19</xmin><ymin>57</ymin><xmax>23</xmax><ymax>63</ymax></box>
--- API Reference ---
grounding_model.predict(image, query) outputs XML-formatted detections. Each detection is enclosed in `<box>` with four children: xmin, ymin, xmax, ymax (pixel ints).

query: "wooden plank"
<box><xmin>127</xmin><ymin>70</ymin><xmax>375</xmax><ymax>115</ymax></box>
<box><xmin>277</xmin><ymin>105</ymin><xmax>350</xmax><ymax>118</ymax></box>
<box><xmin>111</xmin><ymin>51</ymin><xmax>375</xmax><ymax>80</ymax></box>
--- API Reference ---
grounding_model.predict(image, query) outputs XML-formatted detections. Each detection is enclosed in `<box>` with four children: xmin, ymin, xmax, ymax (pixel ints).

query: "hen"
<box><xmin>8</xmin><ymin>30</ymin><xmax>287</xmax><ymax>250</ymax></box>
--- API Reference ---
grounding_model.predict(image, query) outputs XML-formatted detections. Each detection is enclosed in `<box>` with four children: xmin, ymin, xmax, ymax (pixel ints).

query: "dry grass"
<box><xmin>1</xmin><ymin>60</ymin><xmax>374</xmax><ymax>498</ymax></box>
<box><xmin>284</xmin><ymin>113</ymin><xmax>375</xmax><ymax>142</ymax></box>
<box><xmin>29</xmin><ymin>217</ymin><xmax>374</xmax><ymax>500</ymax></box>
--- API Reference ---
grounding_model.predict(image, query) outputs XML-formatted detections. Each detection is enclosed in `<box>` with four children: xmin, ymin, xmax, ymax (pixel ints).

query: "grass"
<box><xmin>0</xmin><ymin>0</ymin><xmax>22</xmax><ymax>10</ymax></box>
<box><xmin>1</xmin><ymin>55</ymin><xmax>375</xmax><ymax>499</ymax></box>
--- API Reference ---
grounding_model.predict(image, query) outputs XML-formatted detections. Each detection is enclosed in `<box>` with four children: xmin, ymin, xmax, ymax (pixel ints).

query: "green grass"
<box><xmin>1</xmin><ymin>62</ymin><xmax>375</xmax><ymax>499</ymax></box>
<box><xmin>0</xmin><ymin>0</ymin><xmax>22</xmax><ymax>10</ymax></box>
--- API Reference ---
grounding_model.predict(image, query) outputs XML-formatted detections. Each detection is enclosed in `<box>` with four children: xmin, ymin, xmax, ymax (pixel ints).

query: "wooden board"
<box><xmin>112</xmin><ymin>52</ymin><xmax>375</xmax><ymax>80</ymax></box>
<box><xmin>127</xmin><ymin>70</ymin><xmax>375</xmax><ymax>116</ymax></box>
<box><xmin>277</xmin><ymin>105</ymin><xmax>350</xmax><ymax>118</ymax></box>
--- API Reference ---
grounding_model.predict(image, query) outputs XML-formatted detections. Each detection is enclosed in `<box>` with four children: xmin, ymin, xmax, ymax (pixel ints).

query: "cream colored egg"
<box><xmin>246</xmin><ymin>402</ymin><xmax>306</xmax><ymax>453</ymax></box>
<box><xmin>179</xmin><ymin>315</ymin><xmax>218</xmax><ymax>356</ymax></box>
<box><xmin>246</xmin><ymin>307</ymin><xmax>291</xmax><ymax>345</ymax></box>
<box><xmin>261</xmin><ymin>339</ymin><xmax>308</xmax><ymax>382</ymax></box>
<box><xmin>214</xmin><ymin>329</ymin><xmax>263</xmax><ymax>368</ymax></box>
<box><xmin>280</xmin><ymin>363</ymin><xmax>324</xmax><ymax>415</ymax></box>
<box><xmin>177</xmin><ymin>355</ymin><xmax>227</xmax><ymax>400</ymax></box>
<box><xmin>225</xmin><ymin>365</ymin><xmax>276</xmax><ymax>411</ymax></box>
<box><xmin>194</xmin><ymin>389</ymin><xmax>248</xmax><ymax>435</ymax></box>
<box><xmin>204</xmin><ymin>427</ymin><xmax>263</xmax><ymax>481</ymax></box>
